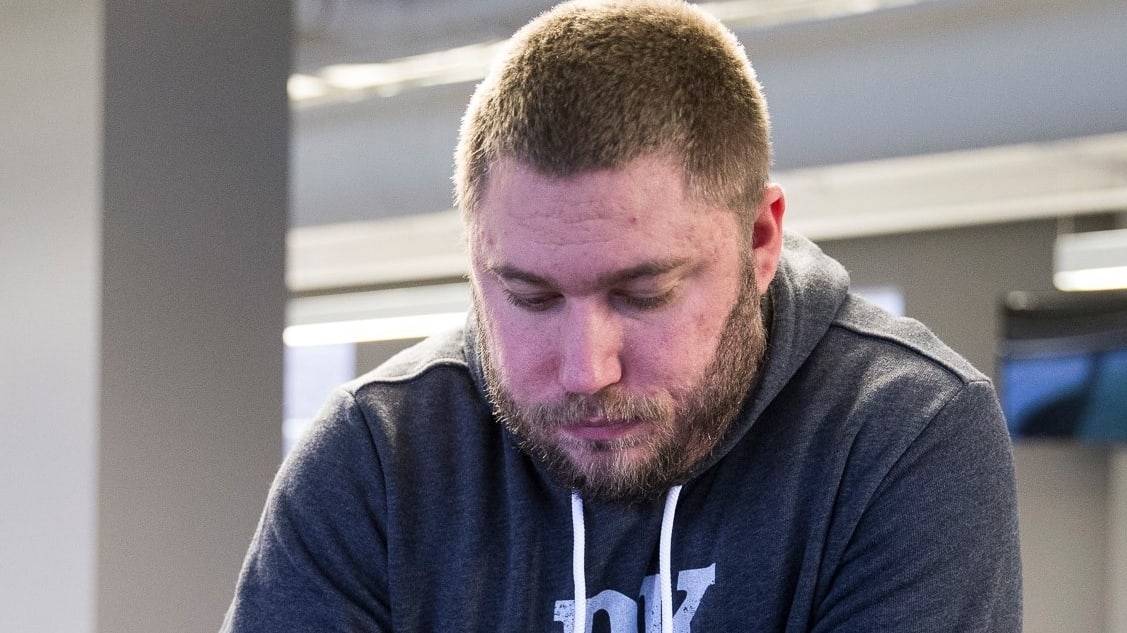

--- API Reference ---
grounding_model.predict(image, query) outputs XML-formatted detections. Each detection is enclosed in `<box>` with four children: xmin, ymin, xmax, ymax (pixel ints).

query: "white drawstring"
<box><xmin>571</xmin><ymin>491</ymin><xmax>587</xmax><ymax>633</ymax></box>
<box><xmin>570</xmin><ymin>486</ymin><xmax>683</xmax><ymax>633</ymax></box>
<box><xmin>659</xmin><ymin>484</ymin><xmax>683</xmax><ymax>633</ymax></box>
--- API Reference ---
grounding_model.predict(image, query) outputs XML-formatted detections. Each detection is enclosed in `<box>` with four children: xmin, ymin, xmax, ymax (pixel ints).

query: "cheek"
<box><xmin>629</xmin><ymin>303</ymin><xmax>728</xmax><ymax>388</ymax></box>
<box><xmin>479</xmin><ymin>298</ymin><xmax>556</xmax><ymax>395</ymax></box>
<box><xmin>691</xmin><ymin>309</ymin><xmax>727</xmax><ymax>364</ymax></box>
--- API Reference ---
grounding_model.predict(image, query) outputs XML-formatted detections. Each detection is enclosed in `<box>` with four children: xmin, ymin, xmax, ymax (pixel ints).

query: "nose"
<box><xmin>558</xmin><ymin>300</ymin><xmax>623</xmax><ymax>395</ymax></box>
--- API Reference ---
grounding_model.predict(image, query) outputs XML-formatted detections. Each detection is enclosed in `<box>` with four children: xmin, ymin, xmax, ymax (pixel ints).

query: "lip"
<box><xmin>561</xmin><ymin>418</ymin><xmax>640</xmax><ymax>442</ymax></box>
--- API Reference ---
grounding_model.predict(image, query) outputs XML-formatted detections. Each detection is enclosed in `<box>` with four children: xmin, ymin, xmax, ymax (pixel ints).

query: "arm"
<box><xmin>812</xmin><ymin>380</ymin><xmax>1022</xmax><ymax>632</ymax></box>
<box><xmin>220</xmin><ymin>389</ymin><xmax>391</xmax><ymax>632</ymax></box>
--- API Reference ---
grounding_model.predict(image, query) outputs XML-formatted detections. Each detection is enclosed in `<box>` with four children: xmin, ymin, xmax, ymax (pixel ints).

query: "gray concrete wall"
<box><xmin>1</xmin><ymin>2</ymin><xmax>289</xmax><ymax>632</ymax></box>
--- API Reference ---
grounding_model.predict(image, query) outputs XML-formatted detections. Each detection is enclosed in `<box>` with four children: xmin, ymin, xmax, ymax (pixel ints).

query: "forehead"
<box><xmin>470</xmin><ymin>156</ymin><xmax>737</xmax><ymax>264</ymax></box>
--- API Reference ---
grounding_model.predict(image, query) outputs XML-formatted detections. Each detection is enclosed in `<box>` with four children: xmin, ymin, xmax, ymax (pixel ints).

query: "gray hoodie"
<box><xmin>222</xmin><ymin>232</ymin><xmax>1021</xmax><ymax>632</ymax></box>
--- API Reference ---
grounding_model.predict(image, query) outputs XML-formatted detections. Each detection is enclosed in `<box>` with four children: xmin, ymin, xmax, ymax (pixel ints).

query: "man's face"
<box><xmin>469</xmin><ymin>155</ymin><xmax>770</xmax><ymax>502</ymax></box>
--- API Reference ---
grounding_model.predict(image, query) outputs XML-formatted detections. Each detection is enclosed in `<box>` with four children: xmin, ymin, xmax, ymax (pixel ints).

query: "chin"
<box><xmin>566</xmin><ymin>444</ymin><xmax>651</xmax><ymax>473</ymax></box>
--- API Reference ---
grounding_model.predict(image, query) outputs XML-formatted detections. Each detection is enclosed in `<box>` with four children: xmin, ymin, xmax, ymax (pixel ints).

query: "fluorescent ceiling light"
<box><xmin>287</xmin><ymin>73</ymin><xmax>329</xmax><ymax>101</ymax></box>
<box><xmin>1054</xmin><ymin>228</ymin><xmax>1127</xmax><ymax>292</ymax></box>
<box><xmin>285</xmin><ymin>282</ymin><xmax>472</xmax><ymax>346</ymax></box>
<box><xmin>284</xmin><ymin>311</ymin><xmax>468</xmax><ymax>346</ymax></box>
<box><xmin>699</xmin><ymin>0</ymin><xmax>927</xmax><ymax>29</ymax></box>
<box><xmin>1054</xmin><ymin>266</ymin><xmax>1127</xmax><ymax>292</ymax></box>
<box><xmin>291</xmin><ymin>41</ymin><xmax>508</xmax><ymax>104</ymax></box>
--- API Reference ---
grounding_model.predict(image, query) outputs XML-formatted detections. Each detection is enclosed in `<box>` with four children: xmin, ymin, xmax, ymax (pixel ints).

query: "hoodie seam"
<box><xmin>828</xmin><ymin>319</ymin><xmax>983</xmax><ymax>386</ymax></box>
<box><xmin>353</xmin><ymin>358</ymin><xmax>471</xmax><ymax>389</ymax></box>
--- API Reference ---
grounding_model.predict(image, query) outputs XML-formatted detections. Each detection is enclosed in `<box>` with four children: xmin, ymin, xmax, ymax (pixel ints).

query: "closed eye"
<box><xmin>615</xmin><ymin>289</ymin><xmax>677</xmax><ymax>310</ymax></box>
<box><xmin>503</xmin><ymin>289</ymin><xmax>560</xmax><ymax>312</ymax></box>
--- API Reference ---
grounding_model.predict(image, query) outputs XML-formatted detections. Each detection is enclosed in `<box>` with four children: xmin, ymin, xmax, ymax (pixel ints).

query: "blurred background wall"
<box><xmin>2</xmin><ymin>3</ymin><xmax>288</xmax><ymax>632</ymax></box>
<box><xmin>3</xmin><ymin>1</ymin><xmax>1126</xmax><ymax>632</ymax></box>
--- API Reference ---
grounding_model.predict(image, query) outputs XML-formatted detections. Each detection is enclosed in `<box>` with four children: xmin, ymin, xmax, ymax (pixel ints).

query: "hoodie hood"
<box><xmin>685</xmin><ymin>231</ymin><xmax>850</xmax><ymax>476</ymax></box>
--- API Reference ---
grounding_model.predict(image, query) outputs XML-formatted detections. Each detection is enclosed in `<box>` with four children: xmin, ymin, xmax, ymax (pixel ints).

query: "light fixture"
<box><xmin>287</xmin><ymin>73</ymin><xmax>329</xmax><ymax>101</ymax></box>
<box><xmin>283</xmin><ymin>282</ymin><xmax>472</xmax><ymax>346</ymax></box>
<box><xmin>283</xmin><ymin>311</ymin><xmax>468</xmax><ymax>346</ymax></box>
<box><xmin>1054</xmin><ymin>227</ymin><xmax>1127</xmax><ymax>292</ymax></box>
<box><xmin>698</xmin><ymin>0</ymin><xmax>926</xmax><ymax>29</ymax></box>
<box><xmin>290</xmin><ymin>40</ymin><xmax>508</xmax><ymax>104</ymax></box>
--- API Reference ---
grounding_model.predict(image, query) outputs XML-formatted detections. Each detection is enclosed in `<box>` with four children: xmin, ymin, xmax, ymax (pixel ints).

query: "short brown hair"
<box><xmin>454</xmin><ymin>0</ymin><xmax>772</xmax><ymax>223</ymax></box>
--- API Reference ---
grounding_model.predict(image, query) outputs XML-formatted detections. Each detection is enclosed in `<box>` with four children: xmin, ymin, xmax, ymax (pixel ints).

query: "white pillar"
<box><xmin>0</xmin><ymin>3</ymin><xmax>103</xmax><ymax>632</ymax></box>
<box><xmin>0</xmin><ymin>3</ymin><xmax>289</xmax><ymax>632</ymax></box>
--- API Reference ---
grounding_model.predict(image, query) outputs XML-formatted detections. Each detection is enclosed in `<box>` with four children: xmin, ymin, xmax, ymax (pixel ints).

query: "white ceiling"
<box><xmin>293</xmin><ymin>0</ymin><xmax>553</xmax><ymax>75</ymax></box>
<box><xmin>289</xmin><ymin>0</ymin><xmax>941</xmax><ymax>105</ymax></box>
<box><xmin>287</xmin><ymin>0</ymin><xmax>1127</xmax><ymax>292</ymax></box>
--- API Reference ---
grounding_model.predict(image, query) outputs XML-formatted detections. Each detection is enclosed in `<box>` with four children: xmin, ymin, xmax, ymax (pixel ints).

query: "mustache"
<box><xmin>521</xmin><ymin>390</ymin><xmax>673</xmax><ymax>428</ymax></box>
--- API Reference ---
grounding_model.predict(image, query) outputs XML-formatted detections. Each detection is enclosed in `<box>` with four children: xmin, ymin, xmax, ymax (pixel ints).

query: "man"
<box><xmin>222</xmin><ymin>1</ymin><xmax>1021</xmax><ymax>631</ymax></box>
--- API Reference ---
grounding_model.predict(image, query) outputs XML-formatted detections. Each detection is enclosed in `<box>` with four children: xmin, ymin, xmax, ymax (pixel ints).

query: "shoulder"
<box><xmin>358</xmin><ymin>326</ymin><xmax>471</xmax><ymax>384</ymax></box>
<box><xmin>340</xmin><ymin>327</ymin><xmax>481</xmax><ymax>410</ymax></box>
<box><xmin>772</xmin><ymin>291</ymin><xmax>1004</xmax><ymax>472</ymax></box>
<box><xmin>828</xmin><ymin>292</ymin><xmax>988</xmax><ymax>387</ymax></box>
<box><xmin>327</xmin><ymin>327</ymin><xmax>495</xmax><ymax>458</ymax></box>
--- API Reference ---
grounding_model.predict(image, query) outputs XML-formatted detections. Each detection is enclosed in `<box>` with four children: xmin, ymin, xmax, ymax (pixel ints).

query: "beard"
<box><xmin>477</xmin><ymin>262</ymin><xmax>768</xmax><ymax>503</ymax></box>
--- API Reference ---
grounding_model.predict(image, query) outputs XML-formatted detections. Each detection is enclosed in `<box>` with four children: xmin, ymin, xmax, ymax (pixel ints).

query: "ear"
<box><xmin>750</xmin><ymin>183</ymin><xmax>786</xmax><ymax>295</ymax></box>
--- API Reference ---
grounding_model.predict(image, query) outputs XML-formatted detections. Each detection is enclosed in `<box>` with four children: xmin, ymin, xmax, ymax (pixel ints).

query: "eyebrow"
<box><xmin>488</xmin><ymin>258</ymin><xmax>691</xmax><ymax>289</ymax></box>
